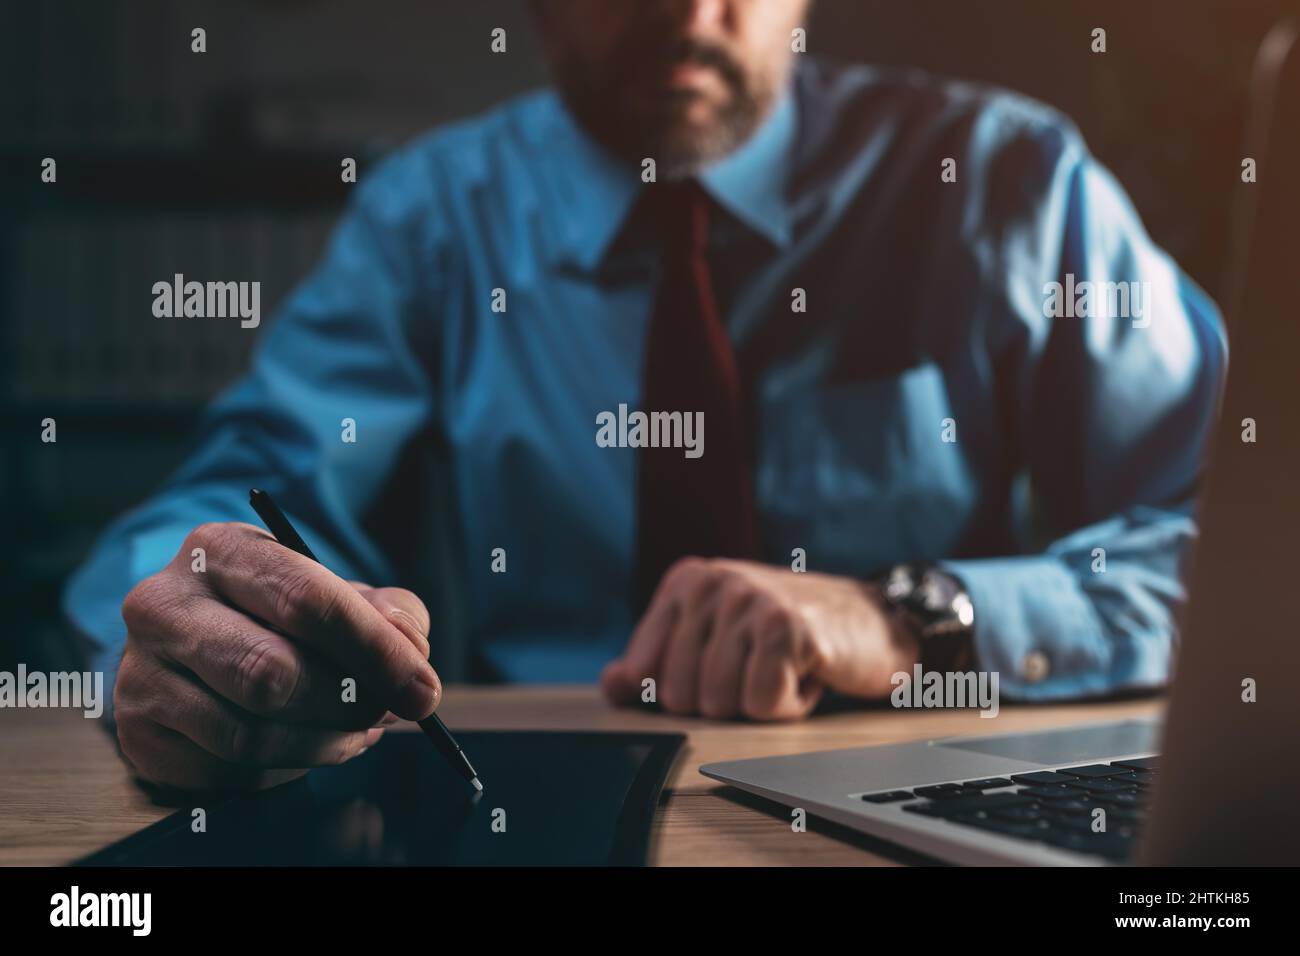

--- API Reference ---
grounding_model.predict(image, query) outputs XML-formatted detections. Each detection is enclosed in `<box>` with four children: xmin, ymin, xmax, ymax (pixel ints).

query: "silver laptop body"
<box><xmin>701</xmin><ymin>20</ymin><xmax>1300</xmax><ymax>867</ymax></box>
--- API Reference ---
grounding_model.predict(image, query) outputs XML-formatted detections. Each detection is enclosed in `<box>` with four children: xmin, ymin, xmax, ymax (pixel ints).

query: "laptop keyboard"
<box><xmin>859</xmin><ymin>756</ymin><xmax>1158</xmax><ymax>861</ymax></box>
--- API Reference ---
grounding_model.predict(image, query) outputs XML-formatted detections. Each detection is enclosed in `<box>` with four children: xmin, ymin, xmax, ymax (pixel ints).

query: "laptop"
<box><xmin>700</xmin><ymin>20</ymin><xmax>1300</xmax><ymax>866</ymax></box>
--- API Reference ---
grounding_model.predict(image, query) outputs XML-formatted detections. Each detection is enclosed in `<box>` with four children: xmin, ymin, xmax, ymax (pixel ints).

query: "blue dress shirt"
<box><xmin>64</xmin><ymin>60</ymin><xmax>1226</xmax><ymax>704</ymax></box>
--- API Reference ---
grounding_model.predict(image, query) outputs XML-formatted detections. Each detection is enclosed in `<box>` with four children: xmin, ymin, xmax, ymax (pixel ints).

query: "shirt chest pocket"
<box><xmin>755</xmin><ymin>361</ymin><xmax>975</xmax><ymax>575</ymax></box>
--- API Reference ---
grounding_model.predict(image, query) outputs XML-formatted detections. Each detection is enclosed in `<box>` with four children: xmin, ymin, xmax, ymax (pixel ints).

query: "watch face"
<box><xmin>881</xmin><ymin>565</ymin><xmax>974</xmax><ymax>633</ymax></box>
<box><xmin>882</xmin><ymin>565</ymin><xmax>918</xmax><ymax>604</ymax></box>
<box><xmin>918</xmin><ymin>569</ymin><xmax>961</xmax><ymax>613</ymax></box>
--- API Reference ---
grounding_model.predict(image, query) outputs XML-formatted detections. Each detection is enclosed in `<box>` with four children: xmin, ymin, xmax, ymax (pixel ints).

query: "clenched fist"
<box><xmin>115</xmin><ymin>522</ymin><xmax>441</xmax><ymax>791</ymax></box>
<box><xmin>601</xmin><ymin>558</ymin><xmax>920</xmax><ymax>720</ymax></box>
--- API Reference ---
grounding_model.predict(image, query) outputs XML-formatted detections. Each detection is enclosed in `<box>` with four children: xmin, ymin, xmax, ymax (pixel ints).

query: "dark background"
<box><xmin>2</xmin><ymin>0</ymin><xmax>1294</xmax><ymax>671</ymax></box>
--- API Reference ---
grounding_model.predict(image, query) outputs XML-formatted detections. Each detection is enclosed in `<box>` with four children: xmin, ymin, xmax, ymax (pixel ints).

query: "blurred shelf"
<box><xmin>0</xmin><ymin>148</ymin><xmax>357</xmax><ymax>212</ymax></box>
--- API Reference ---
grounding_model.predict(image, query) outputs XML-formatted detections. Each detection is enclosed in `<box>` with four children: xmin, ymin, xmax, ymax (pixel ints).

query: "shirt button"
<box><xmin>1022</xmin><ymin>651</ymin><xmax>1050</xmax><ymax>682</ymax></box>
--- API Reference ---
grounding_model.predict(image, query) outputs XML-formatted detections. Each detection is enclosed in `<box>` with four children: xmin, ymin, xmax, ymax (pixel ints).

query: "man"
<box><xmin>65</xmin><ymin>0</ymin><xmax>1224</xmax><ymax>790</ymax></box>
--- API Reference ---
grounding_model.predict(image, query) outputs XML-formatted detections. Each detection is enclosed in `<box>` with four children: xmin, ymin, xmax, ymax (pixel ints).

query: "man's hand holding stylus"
<box><xmin>115</xmin><ymin>522</ymin><xmax>441</xmax><ymax>791</ymax></box>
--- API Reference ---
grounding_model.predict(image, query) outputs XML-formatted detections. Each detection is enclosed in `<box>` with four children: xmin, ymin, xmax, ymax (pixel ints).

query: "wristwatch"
<box><xmin>876</xmin><ymin>563</ymin><xmax>977</xmax><ymax>672</ymax></box>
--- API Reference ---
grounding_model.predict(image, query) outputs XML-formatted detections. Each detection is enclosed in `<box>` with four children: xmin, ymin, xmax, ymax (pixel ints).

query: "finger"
<box><xmin>658</xmin><ymin>609</ymin><xmax>708</xmax><ymax>715</ymax></box>
<box><xmin>659</xmin><ymin>576</ymin><xmax>734</xmax><ymax>714</ymax></box>
<box><xmin>354</xmin><ymin>586</ymin><xmax>431</xmax><ymax>661</ymax></box>
<box><xmin>190</xmin><ymin>523</ymin><xmax>440</xmax><ymax>719</ymax></box>
<box><xmin>603</xmin><ymin>557</ymin><xmax>711</xmax><ymax>705</ymax></box>
<box><xmin>128</xmin><ymin>658</ymin><xmax>385</xmax><ymax>768</ymax></box>
<box><xmin>741</xmin><ymin>625</ymin><xmax>822</xmax><ymax>721</ymax></box>
<box><xmin>697</xmin><ymin>592</ymin><xmax>761</xmax><ymax>719</ymax></box>
<box><xmin>118</xmin><ymin>719</ymin><xmax>309</xmax><ymax>792</ymax></box>
<box><xmin>128</xmin><ymin>584</ymin><xmax>390</xmax><ymax>729</ymax></box>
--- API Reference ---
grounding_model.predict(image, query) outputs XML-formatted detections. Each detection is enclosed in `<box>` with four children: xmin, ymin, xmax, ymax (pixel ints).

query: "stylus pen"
<box><xmin>249</xmin><ymin>488</ymin><xmax>483</xmax><ymax>793</ymax></box>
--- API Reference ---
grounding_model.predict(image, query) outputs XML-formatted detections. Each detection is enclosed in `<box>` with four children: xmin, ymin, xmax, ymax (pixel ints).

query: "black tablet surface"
<box><xmin>77</xmin><ymin>730</ymin><xmax>685</xmax><ymax>866</ymax></box>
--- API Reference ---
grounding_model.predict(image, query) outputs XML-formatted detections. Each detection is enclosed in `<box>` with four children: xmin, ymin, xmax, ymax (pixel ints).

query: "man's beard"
<box><xmin>554</xmin><ymin>36</ymin><xmax>772</xmax><ymax>180</ymax></box>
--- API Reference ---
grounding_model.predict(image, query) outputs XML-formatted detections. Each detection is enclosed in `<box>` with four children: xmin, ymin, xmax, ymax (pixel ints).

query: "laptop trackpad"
<box><xmin>939</xmin><ymin>721</ymin><xmax>1157</xmax><ymax>765</ymax></box>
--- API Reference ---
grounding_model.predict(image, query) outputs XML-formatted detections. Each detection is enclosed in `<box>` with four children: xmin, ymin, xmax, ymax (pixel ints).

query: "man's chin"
<box><xmin>560</xmin><ymin>81</ymin><xmax>765</xmax><ymax>174</ymax></box>
<box><xmin>645</xmin><ymin>115</ymin><xmax>759</xmax><ymax>177</ymax></box>
<box><xmin>616</xmin><ymin>98</ymin><xmax>753</xmax><ymax>170</ymax></box>
<box><xmin>643</xmin><ymin>133</ymin><xmax>731</xmax><ymax>179</ymax></box>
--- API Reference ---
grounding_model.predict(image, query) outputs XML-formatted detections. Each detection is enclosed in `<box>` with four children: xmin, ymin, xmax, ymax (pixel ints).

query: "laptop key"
<box><xmin>1058</xmin><ymin>764</ymin><xmax>1130</xmax><ymax>778</ymax></box>
<box><xmin>1106</xmin><ymin>807</ymin><xmax>1144</xmax><ymax>823</ymax></box>
<box><xmin>1110</xmin><ymin>756</ymin><xmax>1159</xmax><ymax>772</ymax></box>
<box><xmin>913</xmin><ymin>784</ymin><xmax>969</xmax><ymax>799</ymax></box>
<box><xmin>1046</xmin><ymin>813</ymin><xmax>1097</xmax><ymax>833</ymax></box>
<box><xmin>955</xmin><ymin>817</ymin><xmax>1053</xmax><ymax>841</ymax></box>
<box><xmin>1100</xmin><ymin>792</ymin><xmax>1144</xmax><ymax>808</ymax></box>
<box><xmin>1018</xmin><ymin>784</ymin><xmax>1083</xmax><ymax>800</ymax></box>
<box><xmin>1049</xmin><ymin>799</ymin><xmax>1093</xmax><ymax>813</ymax></box>
<box><xmin>961</xmin><ymin>777</ymin><xmax>1015</xmax><ymax>790</ymax></box>
<box><xmin>861</xmin><ymin>790</ymin><xmax>915</xmax><ymax>803</ymax></box>
<box><xmin>1009</xmin><ymin>771</ymin><xmax>1078</xmax><ymax>785</ymax></box>
<box><xmin>990</xmin><ymin>805</ymin><xmax>1049</xmax><ymax>822</ymax></box>
<box><xmin>1076</xmin><ymin>778</ymin><xmax>1137</xmax><ymax>794</ymax></box>
<box><xmin>1041</xmin><ymin>829</ymin><xmax>1135</xmax><ymax>861</ymax></box>
<box><xmin>919</xmin><ymin>792</ymin><xmax>1036</xmax><ymax>818</ymax></box>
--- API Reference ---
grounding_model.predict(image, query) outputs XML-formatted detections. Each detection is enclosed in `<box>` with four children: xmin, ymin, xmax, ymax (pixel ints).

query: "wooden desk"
<box><xmin>0</xmin><ymin>686</ymin><xmax>1159</xmax><ymax>866</ymax></box>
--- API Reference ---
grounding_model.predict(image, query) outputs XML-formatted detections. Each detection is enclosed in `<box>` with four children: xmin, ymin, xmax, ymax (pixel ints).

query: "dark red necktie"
<box><xmin>634</xmin><ymin>180</ymin><xmax>760</xmax><ymax>606</ymax></box>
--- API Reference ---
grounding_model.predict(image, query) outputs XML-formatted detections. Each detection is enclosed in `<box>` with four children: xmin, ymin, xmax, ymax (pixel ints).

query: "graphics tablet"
<box><xmin>77</xmin><ymin>730</ymin><xmax>684</xmax><ymax>866</ymax></box>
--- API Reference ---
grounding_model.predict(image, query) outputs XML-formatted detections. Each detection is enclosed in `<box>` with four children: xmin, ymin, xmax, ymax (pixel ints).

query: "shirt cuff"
<box><xmin>940</xmin><ymin>555</ymin><xmax>1113</xmax><ymax>700</ymax></box>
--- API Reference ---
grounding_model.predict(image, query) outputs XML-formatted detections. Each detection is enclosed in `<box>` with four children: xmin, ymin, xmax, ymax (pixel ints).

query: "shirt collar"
<box><xmin>543</xmin><ymin>85</ymin><xmax>797</xmax><ymax>271</ymax></box>
<box><xmin>540</xmin><ymin>95</ymin><xmax>643</xmax><ymax>272</ymax></box>
<box><xmin>698</xmin><ymin>87</ymin><xmax>796</xmax><ymax>249</ymax></box>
